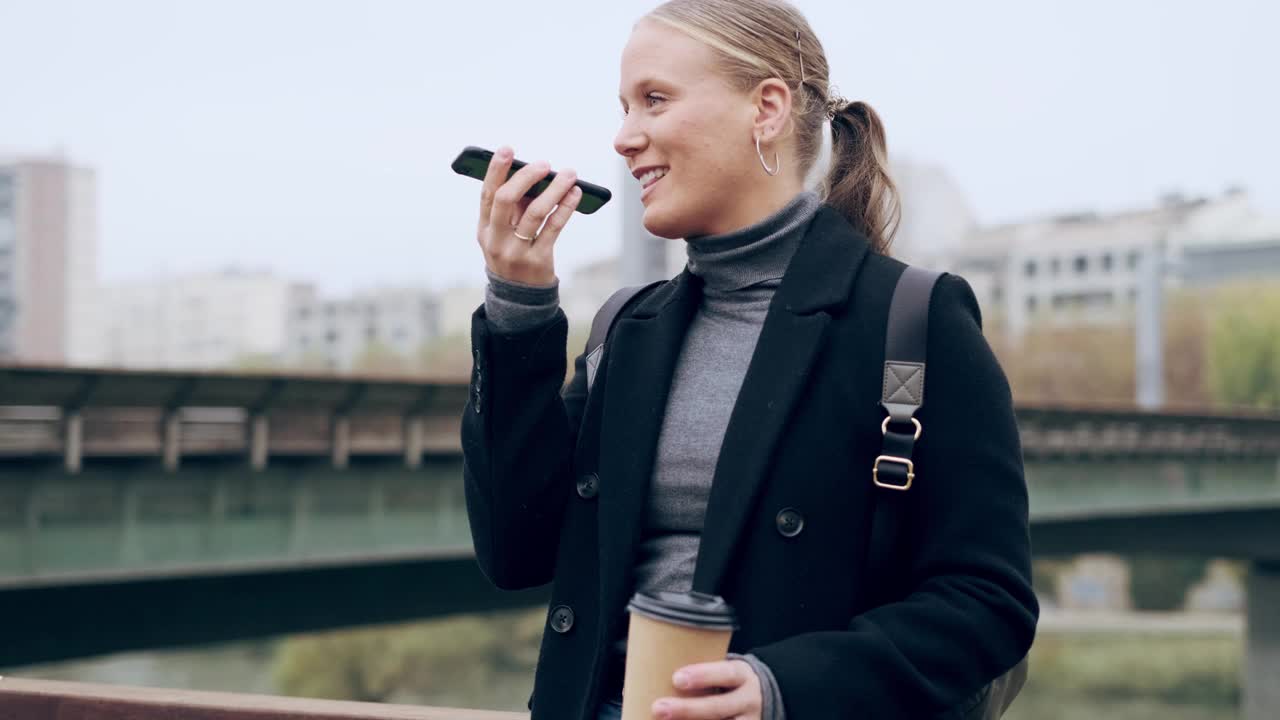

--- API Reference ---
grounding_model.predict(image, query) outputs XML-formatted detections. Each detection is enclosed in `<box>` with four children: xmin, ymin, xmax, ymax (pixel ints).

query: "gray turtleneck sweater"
<box><xmin>485</xmin><ymin>191</ymin><xmax>822</xmax><ymax>720</ymax></box>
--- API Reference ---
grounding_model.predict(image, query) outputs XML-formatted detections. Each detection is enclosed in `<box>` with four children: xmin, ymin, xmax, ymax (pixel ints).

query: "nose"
<box><xmin>613</xmin><ymin>114</ymin><xmax>647</xmax><ymax>159</ymax></box>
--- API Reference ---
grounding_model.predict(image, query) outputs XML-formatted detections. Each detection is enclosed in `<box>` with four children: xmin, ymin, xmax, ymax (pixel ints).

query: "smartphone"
<box><xmin>451</xmin><ymin>146</ymin><xmax>612</xmax><ymax>215</ymax></box>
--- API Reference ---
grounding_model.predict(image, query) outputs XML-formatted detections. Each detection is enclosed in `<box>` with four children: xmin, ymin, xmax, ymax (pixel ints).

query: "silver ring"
<box><xmin>513</xmin><ymin>229</ymin><xmax>536</xmax><ymax>242</ymax></box>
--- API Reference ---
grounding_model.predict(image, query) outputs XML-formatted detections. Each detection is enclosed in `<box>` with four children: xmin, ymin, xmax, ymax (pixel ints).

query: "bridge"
<box><xmin>2</xmin><ymin>365</ymin><xmax>1279</xmax><ymax>719</ymax></box>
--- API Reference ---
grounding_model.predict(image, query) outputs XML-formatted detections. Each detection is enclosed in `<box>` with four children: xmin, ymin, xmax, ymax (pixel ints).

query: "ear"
<box><xmin>751</xmin><ymin>78</ymin><xmax>793</xmax><ymax>145</ymax></box>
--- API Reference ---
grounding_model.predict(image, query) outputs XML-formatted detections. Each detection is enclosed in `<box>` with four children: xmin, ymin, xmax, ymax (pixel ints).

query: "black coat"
<box><xmin>461</xmin><ymin>206</ymin><xmax>1038</xmax><ymax>719</ymax></box>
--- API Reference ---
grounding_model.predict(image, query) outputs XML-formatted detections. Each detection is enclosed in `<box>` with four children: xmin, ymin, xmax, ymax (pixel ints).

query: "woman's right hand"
<box><xmin>477</xmin><ymin>146</ymin><xmax>583</xmax><ymax>287</ymax></box>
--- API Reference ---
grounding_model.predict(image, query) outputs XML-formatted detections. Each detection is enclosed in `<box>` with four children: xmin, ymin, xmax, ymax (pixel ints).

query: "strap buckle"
<box><xmin>874</xmin><ymin>416</ymin><xmax>922</xmax><ymax>491</ymax></box>
<box><xmin>873</xmin><ymin>455</ymin><xmax>915</xmax><ymax>491</ymax></box>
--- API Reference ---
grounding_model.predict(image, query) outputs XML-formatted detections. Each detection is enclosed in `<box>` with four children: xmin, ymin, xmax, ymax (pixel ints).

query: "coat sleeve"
<box><xmin>460</xmin><ymin>304</ymin><xmax>591</xmax><ymax>591</ymax></box>
<box><xmin>750</xmin><ymin>274</ymin><xmax>1039</xmax><ymax>718</ymax></box>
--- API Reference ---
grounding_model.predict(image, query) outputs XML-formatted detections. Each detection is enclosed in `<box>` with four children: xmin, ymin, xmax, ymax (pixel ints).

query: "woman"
<box><xmin>462</xmin><ymin>1</ymin><xmax>1038</xmax><ymax>718</ymax></box>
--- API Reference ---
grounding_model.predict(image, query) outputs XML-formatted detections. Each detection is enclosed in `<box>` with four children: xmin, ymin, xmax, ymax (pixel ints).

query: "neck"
<box><xmin>685</xmin><ymin>190</ymin><xmax>821</xmax><ymax>293</ymax></box>
<box><xmin>700</xmin><ymin>175</ymin><xmax>806</xmax><ymax>237</ymax></box>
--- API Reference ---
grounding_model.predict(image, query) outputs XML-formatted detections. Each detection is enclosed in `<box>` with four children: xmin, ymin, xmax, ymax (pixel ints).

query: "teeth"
<box><xmin>639</xmin><ymin>168</ymin><xmax>668</xmax><ymax>186</ymax></box>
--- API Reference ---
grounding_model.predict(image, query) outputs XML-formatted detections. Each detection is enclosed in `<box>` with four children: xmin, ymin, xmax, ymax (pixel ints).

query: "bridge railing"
<box><xmin>0</xmin><ymin>677</ymin><xmax>527</xmax><ymax>720</ymax></box>
<box><xmin>6</xmin><ymin>366</ymin><xmax>1280</xmax><ymax>471</ymax></box>
<box><xmin>1016</xmin><ymin>403</ymin><xmax>1280</xmax><ymax>460</ymax></box>
<box><xmin>0</xmin><ymin>365</ymin><xmax>470</xmax><ymax>472</ymax></box>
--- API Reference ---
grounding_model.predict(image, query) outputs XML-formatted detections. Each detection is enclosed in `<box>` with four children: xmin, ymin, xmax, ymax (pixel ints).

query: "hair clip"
<box><xmin>796</xmin><ymin>30</ymin><xmax>805</xmax><ymax>84</ymax></box>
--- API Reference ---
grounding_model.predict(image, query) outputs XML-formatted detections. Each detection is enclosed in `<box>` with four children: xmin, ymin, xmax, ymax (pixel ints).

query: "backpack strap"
<box><xmin>865</xmin><ymin>268</ymin><xmax>1029</xmax><ymax>719</ymax></box>
<box><xmin>864</xmin><ymin>266</ymin><xmax>943</xmax><ymax>597</ymax></box>
<box><xmin>874</xmin><ymin>266</ymin><xmax>944</xmax><ymax>491</ymax></box>
<box><xmin>585</xmin><ymin>281</ymin><xmax>665</xmax><ymax>392</ymax></box>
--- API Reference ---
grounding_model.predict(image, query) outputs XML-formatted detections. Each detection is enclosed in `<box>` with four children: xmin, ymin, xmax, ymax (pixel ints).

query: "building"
<box><xmin>620</xmin><ymin>160</ymin><xmax>669</xmax><ymax>287</ymax></box>
<box><xmin>95</xmin><ymin>268</ymin><xmax>300</xmax><ymax>370</ymax></box>
<box><xmin>945</xmin><ymin>189</ymin><xmax>1280</xmax><ymax>338</ymax></box>
<box><xmin>889</xmin><ymin>157</ymin><xmax>977</xmax><ymax>268</ymax></box>
<box><xmin>0</xmin><ymin>155</ymin><xmax>99</xmax><ymax>365</ymax></box>
<box><xmin>435</xmin><ymin>284</ymin><xmax>485</xmax><ymax>339</ymax></box>
<box><xmin>285</xmin><ymin>286</ymin><xmax>439</xmax><ymax>372</ymax></box>
<box><xmin>562</xmin><ymin>238</ymin><xmax>684</xmax><ymax>334</ymax></box>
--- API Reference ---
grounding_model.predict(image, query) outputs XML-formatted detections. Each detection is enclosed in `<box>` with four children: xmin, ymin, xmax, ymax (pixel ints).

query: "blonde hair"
<box><xmin>647</xmin><ymin>0</ymin><xmax>900</xmax><ymax>253</ymax></box>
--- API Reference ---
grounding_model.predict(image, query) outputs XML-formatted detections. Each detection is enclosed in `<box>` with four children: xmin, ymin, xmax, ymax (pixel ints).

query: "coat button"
<box><xmin>576</xmin><ymin>473</ymin><xmax>599</xmax><ymax>500</ymax></box>
<box><xmin>776</xmin><ymin>508</ymin><xmax>804</xmax><ymax>538</ymax></box>
<box><xmin>549</xmin><ymin>604</ymin><xmax>575</xmax><ymax>634</ymax></box>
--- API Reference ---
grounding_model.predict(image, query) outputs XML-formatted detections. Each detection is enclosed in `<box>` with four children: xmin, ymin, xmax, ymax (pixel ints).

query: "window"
<box><xmin>1024</xmin><ymin>260</ymin><xmax>1037</xmax><ymax>277</ymax></box>
<box><xmin>1050</xmin><ymin>258</ymin><xmax>1061</xmax><ymax>276</ymax></box>
<box><xmin>1074</xmin><ymin>256</ymin><xmax>1089</xmax><ymax>274</ymax></box>
<box><xmin>1128</xmin><ymin>251</ymin><xmax>1141</xmax><ymax>270</ymax></box>
<box><xmin>1102</xmin><ymin>253</ymin><xmax>1114</xmax><ymax>272</ymax></box>
<box><xmin>1027</xmin><ymin>296</ymin><xmax>1038</xmax><ymax>313</ymax></box>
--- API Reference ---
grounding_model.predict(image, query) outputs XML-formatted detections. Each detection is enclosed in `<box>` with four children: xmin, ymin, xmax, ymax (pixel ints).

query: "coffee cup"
<box><xmin>620</xmin><ymin>591</ymin><xmax>737</xmax><ymax>720</ymax></box>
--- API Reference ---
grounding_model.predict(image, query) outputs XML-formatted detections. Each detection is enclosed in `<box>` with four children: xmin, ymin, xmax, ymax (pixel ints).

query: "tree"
<box><xmin>272</xmin><ymin>609</ymin><xmax>546</xmax><ymax>708</ymax></box>
<box><xmin>1207</xmin><ymin>281</ymin><xmax>1280</xmax><ymax>410</ymax></box>
<box><xmin>1001</xmin><ymin>324</ymin><xmax>1136</xmax><ymax>405</ymax></box>
<box><xmin>992</xmin><ymin>287</ymin><xmax>1218</xmax><ymax>408</ymax></box>
<box><xmin>351</xmin><ymin>340</ymin><xmax>410</xmax><ymax>376</ymax></box>
<box><xmin>1163</xmin><ymin>289</ymin><xmax>1211</xmax><ymax>407</ymax></box>
<box><xmin>416</xmin><ymin>332</ymin><xmax>473</xmax><ymax>379</ymax></box>
<box><xmin>229</xmin><ymin>352</ymin><xmax>282</xmax><ymax>372</ymax></box>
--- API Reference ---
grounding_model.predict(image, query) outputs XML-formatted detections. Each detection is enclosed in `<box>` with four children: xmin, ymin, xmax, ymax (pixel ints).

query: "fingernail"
<box><xmin>496</xmin><ymin>148</ymin><xmax>511</xmax><ymax>160</ymax></box>
<box><xmin>672</xmin><ymin>671</ymin><xmax>690</xmax><ymax>689</ymax></box>
<box><xmin>652</xmin><ymin>701</ymin><xmax>671</xmax><ymax>719</ymax></box>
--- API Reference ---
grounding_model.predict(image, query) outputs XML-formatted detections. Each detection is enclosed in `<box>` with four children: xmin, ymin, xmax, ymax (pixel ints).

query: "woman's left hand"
<box><xmin>652</xmin><ymin>659</ymin><xmax>762</xmax><ymax>720</ymax></box>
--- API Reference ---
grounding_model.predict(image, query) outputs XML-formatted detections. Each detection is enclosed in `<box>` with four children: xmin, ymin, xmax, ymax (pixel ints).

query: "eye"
<box><xmin>621</xmin><ymin>93</ymin><xmax>666</xmax><ymax>117</ymax></box>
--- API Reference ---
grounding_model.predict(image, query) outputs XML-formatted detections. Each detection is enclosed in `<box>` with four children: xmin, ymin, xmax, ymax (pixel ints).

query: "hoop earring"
<box><xmin>756</xmin><ymin>135</ymin><xmax>780</xmax><ymax>176</ymax></box>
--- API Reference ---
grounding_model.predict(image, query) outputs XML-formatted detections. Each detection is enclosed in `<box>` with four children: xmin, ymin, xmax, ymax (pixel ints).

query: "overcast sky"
<box><xmin>1</xmin><ymin>0</ymin><xmax>1275</xmax><ymax>294</ymax></box>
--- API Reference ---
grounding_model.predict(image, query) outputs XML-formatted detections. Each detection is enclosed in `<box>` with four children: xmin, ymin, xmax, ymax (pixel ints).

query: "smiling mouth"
<box><xmin>637</xmin><ymin>167</ymin><xmax>669</xmax><ymax>189</ymax></box>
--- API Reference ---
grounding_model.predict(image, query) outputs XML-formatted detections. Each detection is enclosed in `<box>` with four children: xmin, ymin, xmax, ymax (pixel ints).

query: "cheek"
<box><xmin>665</xmin><ymin>115</ymin><xmax>741</xmax><ymax>185</ymax></box>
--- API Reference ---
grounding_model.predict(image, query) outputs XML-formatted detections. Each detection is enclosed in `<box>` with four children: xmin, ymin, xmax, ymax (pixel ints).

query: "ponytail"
<box><xmin>823</xmin><ymin>101</ymin><xmax>900</xmax><ymax>255</ymax></box>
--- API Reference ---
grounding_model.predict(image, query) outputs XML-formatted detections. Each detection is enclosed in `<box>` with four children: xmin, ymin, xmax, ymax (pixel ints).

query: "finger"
<box><xmin>653</xmin><ymin>687</ymin><xmax>753</xmax><ymax>720</ymax></box>
<box><xmin>514</xmin><ymin>172</ymin><xmax>572</xmax><ymax>238</ymax></box>
<box><xmin>533</xmin><ymin>185</ymin><xmax>583</xmax><ymax>247</ymax></box>
<box><xmin>509</xmin><ymin>196</ymin><xmax>533</xmax><ymax>230</ymax></box>
<box><xmin>491</xmin><ymin>160</ymin><xmax>551</xmax><ymax>234</ymax></box>
<box><xmin>514</xmin><ymin>165</ymin><xmax>581</xmax><ymax>235</ymax></box>
<box><xmin>673</xmin><ymin>660</ymin><xmax>751</xmax><ymax>693</ymax></box>
<box><xmin>514</xmin><ymin>167</ymin><xmax>577</xmax><ymax>239</ymax></box>
<box><xmin>479</xmin><ymin>146</ymin><xmax>513</xmax><ymax>226</ymax></box>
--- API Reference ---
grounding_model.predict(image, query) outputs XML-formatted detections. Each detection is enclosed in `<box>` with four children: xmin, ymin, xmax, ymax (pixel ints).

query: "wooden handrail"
<box><xmin>0</xmin><ymin>677</ymin><xmax>528</xmax><ymax>720</ymax></box>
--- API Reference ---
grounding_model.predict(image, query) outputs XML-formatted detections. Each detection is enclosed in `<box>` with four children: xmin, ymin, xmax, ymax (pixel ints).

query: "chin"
<box><xmin>641</xmin><ymin>201</ymin><xmax>695</xmax><ymax>240</ymax></box>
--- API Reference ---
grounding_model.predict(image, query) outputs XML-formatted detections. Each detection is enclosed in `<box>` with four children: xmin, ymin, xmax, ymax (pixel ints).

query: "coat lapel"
<box><xmin>596</xmin><ymin>270</ymin><xmax>702</xmax><ymax>617</ymax></box>
<box><xmin>692</xmin><ymin>207</ymin><xmax>871</xmax><ymax>594</ymax></box>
